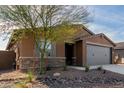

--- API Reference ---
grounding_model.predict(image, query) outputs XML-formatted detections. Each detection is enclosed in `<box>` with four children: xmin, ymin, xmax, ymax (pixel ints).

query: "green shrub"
<box><xmin>26</xmin><ymin>70</ymin><xmax>35</xmax><ymax>83</ymax></box>
<box><xmin>15</xmin><ymin>70</ymin><xmax>35</xmax><ymax>88</ymax></box>
<box><xmin>15</xmin><ymin>81</ymin><xmax>28</xmax><ymax>88</ymax></box>
<box><xmin>84</xmin><ymin>65</ymin><xmax>90</xmax><ymax>72</ymax></box>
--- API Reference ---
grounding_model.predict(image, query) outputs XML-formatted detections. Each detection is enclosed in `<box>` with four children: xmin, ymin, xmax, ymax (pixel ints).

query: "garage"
<box><xmin>87</xmin><ymin>44</ymin><xmax>111</xmax><ymax>66</ymax></box>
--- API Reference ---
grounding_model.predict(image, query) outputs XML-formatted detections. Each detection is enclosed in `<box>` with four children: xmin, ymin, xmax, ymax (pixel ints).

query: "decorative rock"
<box><xmin>2</xmin><ymin>69</ymin><xmax>124</xmax><ymax>88</ymax></box>
<box><xmin>53</xmin><ymin>73</ymin><xmax>61</xmax><ymax>77</ymax></box>
<box><xmin>77</xmin><ymin>80</ymin><xmax>82</xmax><ymax>83</ymax></box>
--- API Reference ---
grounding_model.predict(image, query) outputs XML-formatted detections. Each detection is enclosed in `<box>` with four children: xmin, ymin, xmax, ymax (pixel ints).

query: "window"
<box><xmin>34</xmin><ymin>41</ymin><xmax>55</xmax><ymax>57</ymax></box>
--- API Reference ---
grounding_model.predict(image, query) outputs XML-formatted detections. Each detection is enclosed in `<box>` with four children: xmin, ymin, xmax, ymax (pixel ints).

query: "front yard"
<box><xmin>0</xmin><ymin>70</ymin><xmax>47</xmax><ymax>88</ymax></box>
<box><xmin>1</xmin><ymin>68</ymin><xmax>124</xmax><ymax>88</ymax></box>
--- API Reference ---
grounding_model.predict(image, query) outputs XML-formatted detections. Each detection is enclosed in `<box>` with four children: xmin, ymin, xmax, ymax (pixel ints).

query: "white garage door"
<box><xmin>87</xmin><ymin>45</ymin><xmax>111</xmax><ymax>66</ymax></box>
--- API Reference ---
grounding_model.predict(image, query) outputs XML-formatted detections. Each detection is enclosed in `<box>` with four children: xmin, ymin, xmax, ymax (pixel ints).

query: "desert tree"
<box><xmin>0</xmin><ymin>5</ymin><xmax>91</xmax><ymax>74</ymax></box>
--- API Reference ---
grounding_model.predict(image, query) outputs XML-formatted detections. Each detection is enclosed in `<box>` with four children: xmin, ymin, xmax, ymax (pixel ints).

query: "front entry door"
<box><xmin>65</xmin><ymin>43</ymin><xmax>74</xmax><ymax>65</ymax></box>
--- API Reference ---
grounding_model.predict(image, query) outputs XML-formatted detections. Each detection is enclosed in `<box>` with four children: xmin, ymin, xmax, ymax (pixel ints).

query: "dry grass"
<box><xmin>0</xmin><ymin>70</ymin><xmax>27</xmax><ymax>81</ymax></box>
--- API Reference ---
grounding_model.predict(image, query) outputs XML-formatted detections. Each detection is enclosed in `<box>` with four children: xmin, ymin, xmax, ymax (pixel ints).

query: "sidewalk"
<box><xmin>68</xmin><ymin>64</ymin><xmax>124</xmax><ymax>75</ymax></box>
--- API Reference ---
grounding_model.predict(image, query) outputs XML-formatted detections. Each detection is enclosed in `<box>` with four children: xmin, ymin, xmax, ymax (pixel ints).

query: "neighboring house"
<box><xmin>6</xmin><ymin>25</ymin><xmax>116</xmax><ymax>70</ymax></box>
<box><xmin>115</xmin><ymin>42</ymin><xmax>124</xmax><ymax>64</ymax></box>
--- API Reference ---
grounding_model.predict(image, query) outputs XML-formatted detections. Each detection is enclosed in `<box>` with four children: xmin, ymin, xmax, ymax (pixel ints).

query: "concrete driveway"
<box><xmin>69</xmin><ymin>64</ymin><xmax>124</xmax><ymax>75</ymax></box>
<box><xmin>102</xmin><ymin>64</ymin><xmax>124</xmax><ymax>75</ymax></box>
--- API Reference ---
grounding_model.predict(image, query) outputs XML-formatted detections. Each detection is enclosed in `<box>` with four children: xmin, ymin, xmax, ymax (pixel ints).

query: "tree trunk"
<box><xmin>39</xmin><ymin>52</ymin><xmax>46</xmax><ymax>74</ymax></box>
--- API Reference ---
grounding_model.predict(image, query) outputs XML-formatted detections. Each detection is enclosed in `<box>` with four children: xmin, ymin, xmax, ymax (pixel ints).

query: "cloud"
<box><xmin>88</xmin><ymin>23</ymin><xmax>124</xmax><ymax>42</ymax></box>
<box><xmin>94</xmin><ymin>12</ymin><xmax>124</xmax><ymax>26</ymax></box>
<box><xmin>87</xmin><ymin>6</ymin><xmax>124</xmax><ymax>43</ymax></box>
<box><xmin>89</xmin><ymin>6</ymin><xmax>124</xmax><ymax>27</ymax></box>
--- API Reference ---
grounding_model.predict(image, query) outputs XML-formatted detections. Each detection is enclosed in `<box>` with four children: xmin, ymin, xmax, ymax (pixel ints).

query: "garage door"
<box><xmin>87</xmin><ymin>44</ymin><xmax>111</xmax><ymax>66</ymax></box>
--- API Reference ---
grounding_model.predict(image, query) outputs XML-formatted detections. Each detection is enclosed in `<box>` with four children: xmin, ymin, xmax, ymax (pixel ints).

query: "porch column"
<box><xmin>82</xmin><ymin>40</ymin><xmax>86</xmax><ymax>66</ymax></box>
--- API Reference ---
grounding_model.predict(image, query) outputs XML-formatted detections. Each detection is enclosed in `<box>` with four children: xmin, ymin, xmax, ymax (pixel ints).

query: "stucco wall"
<box><xmin>20</xmin><ymin>36</ymin><xmax>35</xmax><ymax>57</ymax></box>
<box><xmin>55</xmin><ymin>26</ymin><xmax>93</xmax><ymax>58</ymax></box>
<box><xmin>0</xmin><ymin>51</ymin><xmax>16</xmax><ymax>70</ymax></box>
<box><xmin>114</xmin><ymin>49</ymin><xmax>124</xmax><ymax>64</ymax></box>
<box><xmin>56</xmin><ymin>42</ymin><xmax>65</xmax><ymax>57</ymax></box>
<box><xmin>115</xmin><ymin>49</ymin><xmax>124</xmax><ymax>58</ymax></box>
<box><xmin>75</xmin><ymin>40</ymin><xmax>83</xmax><ymax>66</ymax></box>
<box><xmin>19</xmin><ymin>37</ymin><xmax>65</xmax><ymax>58</ymax></box>
<box><xmin>86</xmin><ymin>35</ymin><xmax>113</xmax><ymax>47</ymax></box>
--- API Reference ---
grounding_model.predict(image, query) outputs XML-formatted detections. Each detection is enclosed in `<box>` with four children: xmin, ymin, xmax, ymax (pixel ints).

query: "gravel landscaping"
<box><xmin>1</xmin><ymin>68</ymin><xmax>124</xmax><ymax>88</ymax></box>
<box><xmin>38</xmin><ymin>68</ymin><xmax>124</xmax><ymax>88</ymax></box>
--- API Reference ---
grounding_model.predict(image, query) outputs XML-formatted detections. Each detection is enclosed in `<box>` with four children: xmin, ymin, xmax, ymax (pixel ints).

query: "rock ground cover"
<box><xmin>1</xmin><ymin>68</ymin><xmax>124</xmax><ymax>88</ymax></box>
<box><xmin>38</xmin><ymin>68</ymin><xmax>124</xmax><ymax>88</ymax></box>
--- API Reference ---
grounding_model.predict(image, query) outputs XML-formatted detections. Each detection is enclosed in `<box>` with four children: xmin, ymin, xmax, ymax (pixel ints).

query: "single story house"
<box><xmin>114</xmin><ymin>42</ymin><xmax>124</xmax><ymax>64</ymax></box>
<box><xmin>6</xmin><ymin>25</ymin><xmax>116</xmax><ymax>70</ymax></box>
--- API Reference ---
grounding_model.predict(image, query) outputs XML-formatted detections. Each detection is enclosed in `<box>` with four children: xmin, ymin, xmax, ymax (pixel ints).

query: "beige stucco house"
<box><xmin>114</xmin><ymin>42</ymin><xmax>124</xmax><ymax>64</ymax></box>
<box><xmin>6</xmin><ymin>25</ymin><xmax>116</xmax><ymax>70</ymax></box>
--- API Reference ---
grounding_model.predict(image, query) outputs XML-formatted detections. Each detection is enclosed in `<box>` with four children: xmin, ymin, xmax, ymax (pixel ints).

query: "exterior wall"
<box><xmin>0</xmin><ymin>51</ymin><xmax>16</xmax><ymax>70</ymax></box>
<box><xmin>9</xmin><ymin>38</ymin><xmax>66</xmax><ymax>70</ymax></box>
<box><xmin>18</xmin><ymin>57</ymin><xmax>65</xmax><ymax>70</ymax></box>
<box><xmin>86</xmin><ymin>35</ymin><xmax>113</xmax><ymax>47</ymax></box>
<box><xmin>112</xmin><ymin>48</ymin><xmax>115</xmax><ymax>64</ymax></box>
<box><xmin>7</xmin><ymin>25</ymin><xmax>95</xmax><ymax>70</ymax></box>
<box><xmin>75</xmin><ymin>40</ymin><xmax>83</xmax><ymax>66</ymax></box>
<box><xmin>9</xmin><ymin>43</ymin><xmax>18</xmax><ymax>60</ymax></box>
<box><xmin>115</xmin><ymin>49</ymin><xmax>124</xmax><ymax>57</ymax></box>
<box><xmin>75</xmin><ymin>40</ymin><xmax>86</xmax><ymax>66</ymax></box>
<box><xmin>19</xmin><ymin>37</ymin><xmax>66</xmax><ymax>58</ymax></box>
<box><xmin>75</xmin><ymin>29</ymin><xmax>92</xmax><ymax>38</ymax></box>
<box><xmin>114</xmin><ymin>49</ymin><xmax>124</xmax><ymax>64</ymax></box>
<box><xmin>9</xmin><ymin>36</ymin><xmax>36</xmax><ymax>70</ymax></box>
<box><xmin>56</xmin><ymin>42</ymin><xmax>65</xmax><ymax>57</ymax></box>
<box><xmin>19</xmin><ymin>36</ymin><xmax>35</xmax><ymax>57</ymax></box>
<box><xmin>55</xmin><ymin>27</ymin><xmax>91</xmax><ymax>57</ymax></box>
<box><xmin>7</xmin><ymin>26</ymin><xmax>116</xmax><ymax>69</ymax></box>
<box><xmin>73</xmin><ymin>44</ymin><xmax>76</xmax><ymax>64</ymax></box>
<box><xmin>9</xmin><ymin>42</ymin><xmax>21</xmax><ymax>70</ymax></box>
<box><xmin>73</xmin><ymin>44</ymin><xmax>76</xmax><ymax>57</ymax></box>
<box><xmin>82</xmin><ymin>40</ymin><xmax>87</xmax><ymax>66</ymax></box>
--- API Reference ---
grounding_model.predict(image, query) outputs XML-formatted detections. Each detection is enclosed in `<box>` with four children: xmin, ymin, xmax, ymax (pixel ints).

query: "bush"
<box><xmin>15</xmin><ymin>81</ymin><xmax>33</xmax><ymax>88</ymax></box>
<box><xmin>97</xmin><ymin>66</ymin><xmax>103</xmax><ymax>71</ymax></box>
<box><xmin>15</xmin><ymin>81</ymin><xmax>28</xmax><ymax>88</ymax></box>
<box><xmin>26</xmin><ymin>70</ymin><xmax>35</xmax><ymax>83</ymax></box>
<box><xmin>84</xmin><ymin>65</ymin><xmax>90</xmax><ymax>72</ymax></box>
<box><xmin>14</xmin><ymin>70</ymin><xmax>35</xmax><ymax>88</ymax></box>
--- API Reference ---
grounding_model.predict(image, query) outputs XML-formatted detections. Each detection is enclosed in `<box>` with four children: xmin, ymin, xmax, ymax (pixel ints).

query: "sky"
<box><xmin>0</xmin><ymin>32</ymin><xmax>10</xmax><ymax>50</ymax></box>
<box><xmin>0</xmin><ymin>5</ymin><xmax>124</xmax><ymax>50</ymax></box>
<box><xmin>88</xmin><ymin>5</ymin><xmax>124</xmax><ymax>43</ymax></box>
